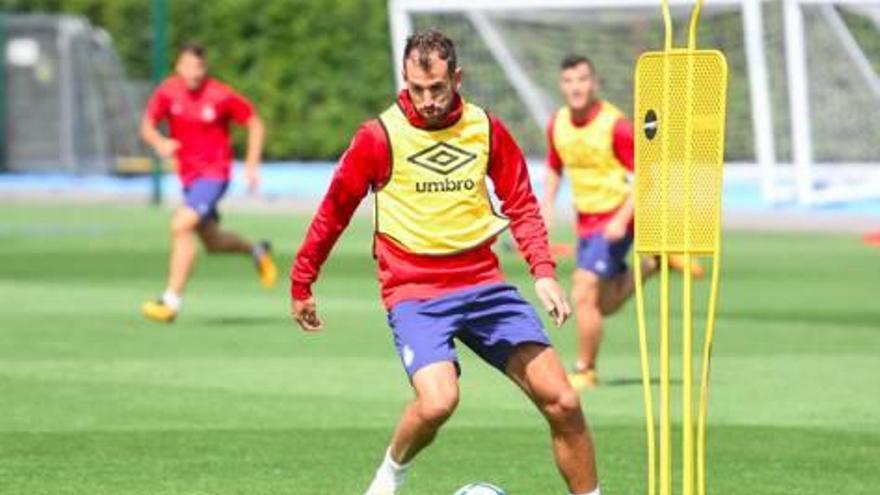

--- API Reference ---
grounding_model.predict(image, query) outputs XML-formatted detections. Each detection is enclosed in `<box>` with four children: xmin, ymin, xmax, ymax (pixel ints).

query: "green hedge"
<box><xmin>3</xmin><ymin>0</ymin><xmax>395</xmax><ymax>160</ymax></box>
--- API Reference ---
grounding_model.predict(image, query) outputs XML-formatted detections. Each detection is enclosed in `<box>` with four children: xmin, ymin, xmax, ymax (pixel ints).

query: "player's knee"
<box><xmin>416</xmin><ymin>391</ymin><xmax>459</xmax><ymax>426</ymax></box>
<box><xmin>542</xmin><ymin>388</ymin><xmax>585</xmax><ymax>430</ymax></box>
<box><xmin>170</xmin><ymin>210</ymin><xmax>198</xmax><ymax>236</ymax></box>
<box><xmin>571</xmin><ymin>275</ymin><xmax>599</xmax><ymax>306</ymax></box>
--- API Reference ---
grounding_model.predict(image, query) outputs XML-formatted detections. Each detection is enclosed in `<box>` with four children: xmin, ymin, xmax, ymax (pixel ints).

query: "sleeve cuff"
<box><xmin>531</xmin><ymin>261</ymin><xmax>557</xmax><ymax>280</ymax></box>
<box><xmin>290</xmin><ymin>281</ymin><xmax>312</xmax><ymax>300</ymax></box>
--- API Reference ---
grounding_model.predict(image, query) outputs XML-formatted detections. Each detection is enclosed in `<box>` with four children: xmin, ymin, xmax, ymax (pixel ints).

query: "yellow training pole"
<box><xmin>659</xmin><ymin>256</ymin><xmax>671</xmax><ymax>495</ymax></box>
<box><xmin>633</xmin><ymin>255</ymin><xmax>656</xmax><ymax>495</ymax></box>
<box><xmin>634</xmin><ymin>0</ymin><xmax>726</xmax><ymax>494</ymax></box>
<box><xmin>682</xmin><ymin>253</ymin><xmax>694</xmax><ymax>495</ymax></box>
<box><xmin>698</xmin><ymin>252</ymin><xmax>723</xmax><ymax>495</ymax></box>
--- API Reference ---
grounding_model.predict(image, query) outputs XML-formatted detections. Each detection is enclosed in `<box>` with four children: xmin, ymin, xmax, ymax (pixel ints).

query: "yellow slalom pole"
<box><xmin>662</xmin><ymin>0</ymin><xmax>673</xmax><ymax>51</ymax></box>
<box><xmin>698</xmin><ymin>252</ymin><xmax>722</xmax><ymax>495</ymax></box>
<box><xmin>659</xmin><ymin>255</ymin><xmax>671</xmax><ymax>495</ymax></box>
<box><xmin>688</xmin><ymin>0</ymin><xmax>704</xmax><ymax>51</ymax></box>
<box><xmin>682</xmin><ymin>253</ymin><xmax>695</xmax><ymax>495</ymax></box>
<box><xmin>682</xmin><ymin>2</ymin><xmax>701</xmax><ymax>493</ymax></box>
<box><xmin>634</xmin><ymin>254</ymin><xmax>656</xmax><ymax>495</ymax></box>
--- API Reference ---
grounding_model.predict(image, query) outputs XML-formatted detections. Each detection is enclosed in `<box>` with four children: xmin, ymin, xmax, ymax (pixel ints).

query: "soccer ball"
<box><xmin>453</xmin><ymin>483</ymin><xmax>507</xmax><ymax>495</ymax></box>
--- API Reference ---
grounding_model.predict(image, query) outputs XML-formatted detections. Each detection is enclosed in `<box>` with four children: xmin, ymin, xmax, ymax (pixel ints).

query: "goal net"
<box><xmin>389</xmin><ymin>0</ymin><xmax>880</xmax><ymax>206</ymax></box>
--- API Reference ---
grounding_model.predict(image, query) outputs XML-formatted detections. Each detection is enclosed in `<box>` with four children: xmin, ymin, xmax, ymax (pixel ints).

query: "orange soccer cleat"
<box><xmin>668</xmin><ymin>254</ymin><xmax>705</xmax><ymax>279</ymax></box>
<box><xmin>254</xmin><ymin>240</ymin><xmax>278</xmax><ymax>288</ymax></box>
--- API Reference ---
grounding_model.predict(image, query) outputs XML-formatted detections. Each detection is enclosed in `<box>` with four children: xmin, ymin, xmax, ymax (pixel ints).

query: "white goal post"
<box><xmin>388</xmin><ymin>0</ymin><xmax>880</xmax><ymax>207</ymax></box>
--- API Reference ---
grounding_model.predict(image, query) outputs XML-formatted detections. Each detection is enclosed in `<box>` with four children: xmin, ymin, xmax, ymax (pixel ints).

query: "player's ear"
<box><xmin>452</xmin><ymin>67</ymin><xmax>463</xmax><ymax>92</ymax></box>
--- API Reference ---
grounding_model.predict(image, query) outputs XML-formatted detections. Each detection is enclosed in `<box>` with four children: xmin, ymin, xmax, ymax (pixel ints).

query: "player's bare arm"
<box><xmin>244</xmin><ymin>115</ymin><xmax>265</xmax><ymax>194</ymax></box>
<box><xmin>603</xmin><ymin>194</ymin><xmax>633</xmax><ymax>242</ymax></box>
<box><xmin>542</xmin><ymin>166</ymin><xmax>562</xmax><ymax>232</ymax></box>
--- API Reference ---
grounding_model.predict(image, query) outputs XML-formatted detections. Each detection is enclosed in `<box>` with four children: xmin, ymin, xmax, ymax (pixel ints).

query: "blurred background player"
<box><xmin>290</xmin><ymin>30</ymin><xmax>601</xmax><ymax>495</ymax></box>
<box><xmin>140</xmin><ymin>43</ymin><xmax>277</xmax><ymax>323</ymax></box>
<box><xmin>542</xmin><ymin>55</ymin><xmax>702</xmax><ymax>390</ymax></box>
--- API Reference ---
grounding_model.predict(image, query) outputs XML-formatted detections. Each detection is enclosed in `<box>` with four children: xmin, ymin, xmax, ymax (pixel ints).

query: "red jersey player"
<box><xmin>290</xmin><ymin>31</ymin><xmax>601</xmax><ymax>495</ymax></box>
<box><xmin>140</xmin><ymin>44</ymin><xmax>277</xmax><ymax>323</ymax></box>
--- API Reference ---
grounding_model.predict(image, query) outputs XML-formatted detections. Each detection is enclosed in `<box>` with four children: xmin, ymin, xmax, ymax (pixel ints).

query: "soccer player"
<box><xmin>140</xmin><ymin>43</ymin><xmax>277</xmax><ymax>323</ymax></box>
<box><xmin>290</xmin><ymin>31</ymin><xmax>601</xmax><ymax>495</ymax></box>
<box><xmin>542</xmin><ymin>55</ymin><xmax>700</xmax><ymax>390</ymax></box>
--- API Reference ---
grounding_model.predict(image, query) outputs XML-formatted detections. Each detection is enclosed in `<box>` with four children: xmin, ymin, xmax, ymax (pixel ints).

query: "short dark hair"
<box><xmin>560</xmin><ymin>54</ymin><xmax>594</xmax><ymax>72</ymax></box>
<box><xmin>403</xmin><ymin>29</ymin><xmax>458</xmax><ymax>74</ymax></box>
<box><xmin>178</xmin><ymin>42</ymin><xmax>206</xmax><ymax>60</ymax></box>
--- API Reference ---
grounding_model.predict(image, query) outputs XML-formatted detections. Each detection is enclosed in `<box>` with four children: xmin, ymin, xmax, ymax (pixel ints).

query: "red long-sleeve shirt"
<box><xmin>546</xmin><ymin>100</ymin><xmax>635</xmax><ymax>238</ymax></box>
<box><xmin>291</xmin><ymin>91</ymin><xmax>556</xmax><ymax>309</ymax></box>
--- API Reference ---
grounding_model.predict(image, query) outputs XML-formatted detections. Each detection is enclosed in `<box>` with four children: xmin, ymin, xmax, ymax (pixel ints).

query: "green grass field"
<box><xmin>1</xmin><ymin>203</ymin><xmax>878</xmax><ymax>494</ymax></box>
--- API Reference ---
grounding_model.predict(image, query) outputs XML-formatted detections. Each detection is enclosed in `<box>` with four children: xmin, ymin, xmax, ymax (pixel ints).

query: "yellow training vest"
<box><xmin>375</xmin><ymin>102</ymin><xmax>509</xmax><ymax>255</ymax></box>
<box><xmin>552</xmin><ymin>101</ymin><xmax>629</xmax><ymax>213</ymax></box>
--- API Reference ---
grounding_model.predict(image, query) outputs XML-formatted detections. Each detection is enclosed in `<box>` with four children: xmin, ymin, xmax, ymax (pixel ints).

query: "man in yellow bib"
<box><xmin>542</xmin><ymin>55</ymin><xmax>701</xmax><ymax>390</ymax></box>
<box><xmin>291</xmin><ymin>32</ymin><xmax>601</xmax><ymax>495</ymax></box>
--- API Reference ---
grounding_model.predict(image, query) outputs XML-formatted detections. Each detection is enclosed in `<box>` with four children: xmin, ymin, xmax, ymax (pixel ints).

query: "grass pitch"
<box><xmin>0</xmin><ymin>203</ymin><xmax>877</xmax><ymax>494</ymax></box>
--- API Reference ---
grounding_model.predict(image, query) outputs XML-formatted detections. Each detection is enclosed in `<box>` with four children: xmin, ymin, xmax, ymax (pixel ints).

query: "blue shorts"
<box><xmin>183</xmin><ymin>179</ymin><xmax>229</xmax><ymax>224</ymax></box>
<box><xmin>387</xmin><ymin>283</ymin><xmax>550</xmax><ymax>378</ymax></box>
<box><xmin>576</xmin><ymin>232</ymin><xmax>634</xmax><ymax>279</ymax></box>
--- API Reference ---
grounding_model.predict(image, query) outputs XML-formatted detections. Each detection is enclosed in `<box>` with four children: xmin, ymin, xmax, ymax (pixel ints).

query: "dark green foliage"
<box><xmin>2</xmin><ymin>0</ymin><xmax>395</xmax><ymax>160</ymax></box>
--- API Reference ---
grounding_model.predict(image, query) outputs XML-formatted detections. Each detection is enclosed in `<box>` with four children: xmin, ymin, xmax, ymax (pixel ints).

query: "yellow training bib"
<box><xmin>375</xmin><ymin>102</ymin><xmax>509</xmax><ymax>255</ymax></box>
<box><xmin>553</xmin><ymin>101</ymin><xmax>630</xmax><ymax>213</ymax></box>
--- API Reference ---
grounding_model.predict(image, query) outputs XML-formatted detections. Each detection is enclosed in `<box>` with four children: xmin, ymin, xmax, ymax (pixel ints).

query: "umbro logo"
<box><xmin>407</xmin><ymin>142</ymin><xmax>477</xmax><ymax>176</ymax></box>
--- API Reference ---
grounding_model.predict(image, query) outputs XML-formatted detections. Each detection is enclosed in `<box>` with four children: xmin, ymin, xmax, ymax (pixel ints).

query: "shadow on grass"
<box><xmin>603</xmin><ymin>377</ymin><xmax>682</xmax><ymax>387</ymax></box>
<box><xmin>198</xmin><ymin>315</ymin><xmax>283</xmax><ymax>326</ymax></box>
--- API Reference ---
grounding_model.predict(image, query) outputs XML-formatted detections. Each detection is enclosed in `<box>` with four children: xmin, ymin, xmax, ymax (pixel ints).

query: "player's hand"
<box><xmin>292</xmin><ymin>297</ymin><xmax>323</xmax><ymax>332</ymax></box>
<box><xmin>244</xmin><ymin>164</ymin><xmax>260</xmax><ymax>195</ymax></box>
<box><xmin>534</xmin><ymin>277</ymin><xmax>571</xmax><ymax>327</ymax></box>
<box><xmin>155</xmin><ymin>138</ymin><xmax>180</xmax><ymax>159</ymax></box>
<box><xmin>603</xmin><ymin>220</ymin><xmax>627</xmax><ymax>242</ymax></box>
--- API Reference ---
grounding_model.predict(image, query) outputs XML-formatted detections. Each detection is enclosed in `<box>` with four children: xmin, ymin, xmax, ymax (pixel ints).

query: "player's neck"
<box><xmin>569</xmin><ymin>99</ymin><xmax>601</xmax><ymax>126</ymax></box>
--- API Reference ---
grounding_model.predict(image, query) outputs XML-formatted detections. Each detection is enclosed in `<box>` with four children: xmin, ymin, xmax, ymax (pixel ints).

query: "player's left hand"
<box><xmin>244</xmin><ymin>164</ymin><xmax>261</xmax><ymax>195</ymax></box>
<box><xmin>603</xmin><ymin>220</ymin><xmax>627</xmax><ymax>242</ymax></box>
<box><xmin>292</xmin><ymin>297</ymin><xmax>323</xmax><ymax>332</ymax></box>
<box><xmin>534</xmin><ymin>277</ymin><xmax>571</xmax><ymax>327</ymax></box>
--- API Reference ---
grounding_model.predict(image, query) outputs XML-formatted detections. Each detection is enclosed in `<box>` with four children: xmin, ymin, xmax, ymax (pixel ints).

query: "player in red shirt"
<box><xmin>140</xmin><ymin>44</ymin><xmax>277</xmax><ymax>323</ymax></box>
<box><xmin>290</xmin><ymin>31</ymin><xmax>601</xmax><ymax>495</ymax></box>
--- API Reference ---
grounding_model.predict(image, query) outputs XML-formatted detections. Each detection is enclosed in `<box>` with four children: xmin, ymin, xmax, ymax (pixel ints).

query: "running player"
<box><xmin>140</xmin><ymin>43</ymin><xmax>277</xmax><ymax>323</ymax></box>
<box><xmin>542</xmin><ymin>55</ymin><xmax>701</xmax><ymax>390</ymax></box>
<box><xmin>290</xmin><ymin>31</ymin><xmax>601</xmax><ymax>495</ymax></box>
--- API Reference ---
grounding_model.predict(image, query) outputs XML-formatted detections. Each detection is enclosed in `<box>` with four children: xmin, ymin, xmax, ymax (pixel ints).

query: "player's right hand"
<box><xmin>292</xmin><ymin>297</ymin><xmax>323</xmax><ymax>332</ymax></box>
<box><xmin>534</xmin><ymin>277</ymin><xmax>571</xmax><ymax>327</ymax></box>
<box><xmin>155</xmin><ymin>138</ymin><xmax>180</xmax><ymax>159</ymax></box>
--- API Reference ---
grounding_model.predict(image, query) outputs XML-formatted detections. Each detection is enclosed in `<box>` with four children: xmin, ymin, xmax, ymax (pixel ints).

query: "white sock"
<box><xmin>365</xmin><ymin>449</ymin><xmax>409</xmax><ymax>494</ymax></box>
<box><xmin>377</xmin><ymin>448</ymin><xmax>409</xmax><ymax>478</ymax></box>
<box><xmin>570</xmin><ymin>487</ymin><xmax>600</xmax><ymax>495</ymax></box>
<box><xmin>162</xmin><ymin>290</ymin><xmax>181</xmax><ymax>311</ymax></box>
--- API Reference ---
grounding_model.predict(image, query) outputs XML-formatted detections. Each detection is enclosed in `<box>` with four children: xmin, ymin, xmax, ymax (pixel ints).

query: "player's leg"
<box><xmin>595</xmin><ymin>254</ymin><xmax>661</xmax><ymax>315</ymax></box>
<box><xmin>186</xmin><ymin>178</ymin><xmax>277</xmax><ymax>287</ymax></box>
<box><xmin>141</xmin><ymin>205</ymin><xmax>201</xmax><ymax>323</ymax></box>
<box><xmin>198</xmin><ymin>220</ymin><xmax>277</xmax><ymax>287</ymax></box>
<box><xmin>456</xmin><ymin>284</ymin><xmax>598</xmax><ymax>494</ymax></box>
<box><xmin>570</xmin><ymin>232</ymin><xmax>640</xmax><ymax>387</ymax></box>
<box><xmin>366</xmin><ymin>296</ymin><xmax>464</xmax><ymax>495</ymax></box>
<box><xmin>389</xmin><ymin>362</ymin><xmax>460</xmax><ymax>463</ymax></box>
<box><xmin>197</xmin><ymin>218</ymin><xmax>252</xmax><ymax>254</ymax></box>
<box><xmin>571</xmin><ymin>268</ymin><xmax>603</xmax><ymax>389</ymax></box>
<box><xmin>507</xmin><ymin>344</ymin><xmax>599</xmax><ymax>494</ymax></box>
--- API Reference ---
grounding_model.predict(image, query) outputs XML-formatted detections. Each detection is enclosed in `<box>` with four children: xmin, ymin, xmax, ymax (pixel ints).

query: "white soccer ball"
<box><xmin>453</xmin><ymin>482</ymin><xmax>507</xmax><ymax>495</ymax></box>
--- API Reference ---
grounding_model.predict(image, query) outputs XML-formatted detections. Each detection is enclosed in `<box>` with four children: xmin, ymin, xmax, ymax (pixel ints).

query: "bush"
<box><xmin>3</xmin><ymin>0</ymin><xmax>395</xmax><ymax>160</ymax></box>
